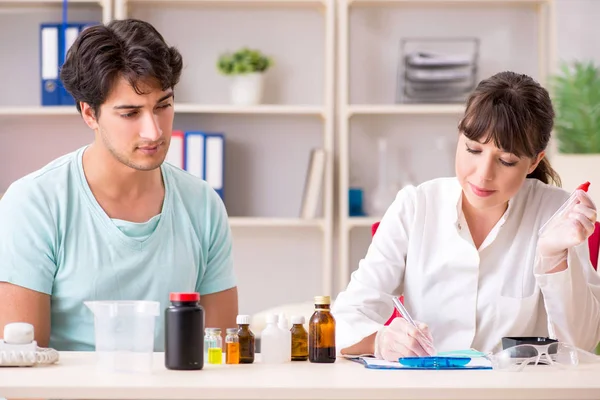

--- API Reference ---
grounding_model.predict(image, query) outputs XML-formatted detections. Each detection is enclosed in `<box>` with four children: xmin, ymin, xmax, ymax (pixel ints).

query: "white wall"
<box><xmin>0</xmin><ymin>1</ymin><xmax>599</xmax><ymax>316</ymax></box>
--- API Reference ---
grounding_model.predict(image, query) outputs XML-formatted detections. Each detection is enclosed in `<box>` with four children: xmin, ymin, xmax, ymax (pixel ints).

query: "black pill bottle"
<box><xmin>165</xmin><ymin>292</ymin><xmax>205</xmax><ymax>370</ymax></box>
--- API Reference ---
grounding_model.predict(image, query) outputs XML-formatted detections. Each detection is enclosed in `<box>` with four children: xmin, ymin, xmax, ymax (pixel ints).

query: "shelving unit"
<box><xmin>336</xmin><ymin>0</ymin><xmax>556</xmax><ymax>292</ymax></box>
<box><xmin>114</xmin><ymin>0</ymin><xmax>336</xmax><ymax>314</ymax></box>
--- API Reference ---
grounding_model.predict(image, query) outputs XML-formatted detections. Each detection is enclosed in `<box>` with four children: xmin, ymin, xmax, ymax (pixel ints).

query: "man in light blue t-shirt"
<box><xmin>0</xmin><ymin>19</ymin><xmax>238</xmax><ymax>351</ymax></box>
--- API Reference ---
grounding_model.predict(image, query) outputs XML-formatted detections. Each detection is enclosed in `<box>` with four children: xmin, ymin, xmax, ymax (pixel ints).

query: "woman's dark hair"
<box><xmin>60</xmin><ymin>18</ymin><xmax>183</xmax><ymax>118</ymax></box>
<box><xmin>458</xmin><ymin>71</ymin><xmax>561</xmax><ymax>186</ymax></box>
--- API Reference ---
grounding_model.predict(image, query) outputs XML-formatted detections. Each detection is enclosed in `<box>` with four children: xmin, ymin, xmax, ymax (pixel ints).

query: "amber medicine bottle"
<box><xmin>290</xmin><ymin>316</ymin><xmax>308</xmax><ymax>361</ymax></box>
<box><xmin>236</xmin><ymin>315</ymin><xmax>255</xmax><ymax>364</ymax></box>
<box><xmin>308</xmin><ymin>296</ymin><xmax>336</xmax><ymax>363</ymax></box>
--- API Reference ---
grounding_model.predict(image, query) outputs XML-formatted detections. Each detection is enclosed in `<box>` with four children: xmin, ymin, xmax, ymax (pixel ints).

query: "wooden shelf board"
<box><xmin>229</xmin><ymin>217</ymin><xmax>325</xmax><ymax>228</ymax></box>
<box><xmin>348</xmin><ymin>104</ymin><xmax>465</xmax><ymax>116</ymax></box>
<box><xmin>0</xmin><ymin>104</ymin><xmax>325</xmax><ymax>117</ymax></box>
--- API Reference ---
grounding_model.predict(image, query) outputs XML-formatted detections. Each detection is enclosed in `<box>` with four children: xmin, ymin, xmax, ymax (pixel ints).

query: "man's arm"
<box><xmin>0</xmin><ymin>286</ymin><xmax>49</xmax><ymax>400</ymax></box>
<box><xmin>200</xmin><ymin>286</ymin><xmax>238</xmax><ymax>338</ymax></box>
<box><xmin>0</xmin><ymin>182</ymin><xmax>57</xmax><ymax>349</ymax></box>
<box><xmin>0</xmin><ymin>283</ymin><xmax>51</xmax><ymax>347</ymax></box>
<box><xmin>196</xmin><ymin>187</ymin><xmax>238</xmax><ymax>338</ymax></box>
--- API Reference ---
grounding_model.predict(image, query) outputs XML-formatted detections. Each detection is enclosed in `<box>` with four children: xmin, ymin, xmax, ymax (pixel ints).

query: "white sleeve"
<box><xmin>332</xmin><ymin>186</ymin><xmax>417</xmax><ymax>351</ymax></box>
<box><xmin>535</xmin><ymin>241</ymin><xmax>600</xmax><ymax>352</ymax></box>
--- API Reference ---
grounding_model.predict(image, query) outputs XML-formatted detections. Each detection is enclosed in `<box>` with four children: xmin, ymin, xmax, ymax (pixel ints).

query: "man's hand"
<box><xmin>0</xmin><ymin>283</ymin><xmax>50</xmax><ymax>347</ymax></box>
<box><xmin>200</xmin><ymin>286</ymin><xmax>238</xmax><ymax>339</ymax></box>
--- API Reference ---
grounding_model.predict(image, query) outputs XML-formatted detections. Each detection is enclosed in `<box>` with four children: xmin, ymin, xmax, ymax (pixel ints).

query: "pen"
<box><xmin>392</xmin><ymin>297</ymin><xmax>436</xmax><ymax>353</ymax></box>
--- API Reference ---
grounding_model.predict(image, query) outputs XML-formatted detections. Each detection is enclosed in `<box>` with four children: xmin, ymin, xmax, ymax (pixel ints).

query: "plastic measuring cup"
<box><xmin>84</xmin><ymin>300</ymin><xmax>160</xmax><ymax>373</ymax></box>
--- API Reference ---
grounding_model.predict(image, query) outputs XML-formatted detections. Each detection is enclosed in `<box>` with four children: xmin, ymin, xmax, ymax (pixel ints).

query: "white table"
<box><xmin>1</xmin><ymin>352</ymin><xmax>600</xmax><ymax>400</ymax></box>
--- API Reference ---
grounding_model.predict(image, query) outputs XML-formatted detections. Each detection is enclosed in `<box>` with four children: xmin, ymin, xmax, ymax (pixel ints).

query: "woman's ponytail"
<box><xmin>527</xmin><ymin>157</ymin><xmax>561</xmax><ymax>186</ymax></box>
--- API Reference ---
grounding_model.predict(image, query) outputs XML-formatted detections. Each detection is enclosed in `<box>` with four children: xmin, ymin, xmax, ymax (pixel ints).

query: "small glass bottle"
<box><xmin>236</xmin><ymin>315</ymin><xmax>255</xmax><ymax>364</ymax></box>
<box><xmin>290</xmin><ymin>315</ymin><xmax>308</xmax><ymax>361</ymax></box>
<box><xmin>204</xmin><ymin>328</ymin><xmax>223</xmax><ymax>364</ymax></box>
<box><xmin>309</xmin><ymin>295</ymin><xmax>336</xmax><ymax>363</ymax></box>
<box><xmin>225</xmin><ymin>328</ymin><xmax>240</xmax><ymax>364</ymax></box>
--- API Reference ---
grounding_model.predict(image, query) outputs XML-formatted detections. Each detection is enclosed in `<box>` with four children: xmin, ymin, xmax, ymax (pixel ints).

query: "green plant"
<box><xmin>551</xmin><ymin>60</ymin><xmax>600</xmax><ymax>153</ymax></box>
<box><xmin>217</xmin><ymin>47</ymin><xmax>273</xmax><ymax>76</ymax></box>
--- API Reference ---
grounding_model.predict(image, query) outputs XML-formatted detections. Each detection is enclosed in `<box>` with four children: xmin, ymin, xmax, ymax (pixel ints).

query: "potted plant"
<box><xmin>549</xmin><ymin>60</ymin><xmax>600</xmax><ymax>204</ymax></box>
<box><xmin>217</xmin><ymin>47</ymin><xmax>273</xmax><ymax>106</ymax></box>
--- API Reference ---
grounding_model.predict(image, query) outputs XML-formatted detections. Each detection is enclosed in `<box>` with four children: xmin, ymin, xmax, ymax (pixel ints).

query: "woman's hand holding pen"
<box><xmin>537</xmin><ymin>190</ymin><xmax>597</xmax><ymax>273</ymax></box>
<box><xmin>374</xmin><ymin>318</ymin><xmax>435</xmax><ymax>361</ymax></box>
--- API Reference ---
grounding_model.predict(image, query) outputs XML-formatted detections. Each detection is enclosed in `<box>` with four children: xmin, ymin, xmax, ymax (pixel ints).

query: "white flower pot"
<box><xmin>550</xmin><ymin>153</ymin><xmax>600</xmax><ymax>205</ymax></box>
<box><xmin>230</xmin><ymin>73</ymin><xmax>264</xmax><ymax>106</ymax></box>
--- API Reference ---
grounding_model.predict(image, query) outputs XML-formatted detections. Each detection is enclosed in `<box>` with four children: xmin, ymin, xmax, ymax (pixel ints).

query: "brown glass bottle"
<box><xmin>236</xmin><ymin>315</ymin><xmax>255</xmax><ymax>364</ymax></box>
<box><xmin>290</xmin><ymin>316</ymin><xmax>308</xmax><ymax>361</ymax></box>
<box><xmin>308</xmin><ymin>296</ymin><xmax>336</xmax><ymax>363</ymax></box>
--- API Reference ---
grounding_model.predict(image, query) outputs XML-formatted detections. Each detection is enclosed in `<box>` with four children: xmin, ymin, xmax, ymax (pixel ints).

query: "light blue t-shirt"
<box><xmin>0</xmin><ymin>146</ymin><xmax>236</xmax><ymax>351</ymax></box>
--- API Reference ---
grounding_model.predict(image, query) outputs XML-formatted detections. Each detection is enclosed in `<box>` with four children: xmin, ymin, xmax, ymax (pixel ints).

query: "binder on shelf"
<box><xmin>184</xmin><ymin>131</ymin><xmax>225</xmax><ymax>200</ymax></box>
<box><xmin>40</xmin><ymin>24</ymin><xmax>60</xmax><ymax>106</ymax></box>
<box><xmin>40</xmin><ymin>22</ymin><xmax>99</xmax><ymax>106</ymax></box>
<box><xmin>204</xmin><ymin>133</ymin><xmax>225</xmax><ymax>200</ymax></box>
<box><xmin>165</xmin><ymin>130</ymin><xmax>185</xmax><ymax>169</ymax></box>
<box><xmin>184</xmin><ymin>131</ymin><xmax>205</xmax><ymax>179</ymax></box>
<box><xmin>300</xmin><ymin>148</ymin><xmax>326</xmax><ymax>219</ymax></box>
<box><xmin>58</xmin><ymin>24</ymin><xmax>81</xmax><ymax>106</ymax></box>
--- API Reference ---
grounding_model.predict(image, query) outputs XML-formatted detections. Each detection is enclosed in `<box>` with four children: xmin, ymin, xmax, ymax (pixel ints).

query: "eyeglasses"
<box><xmin>489</xmin><ymin>342</ymin><xmax>585</xmax><ymax>372</ymax></box>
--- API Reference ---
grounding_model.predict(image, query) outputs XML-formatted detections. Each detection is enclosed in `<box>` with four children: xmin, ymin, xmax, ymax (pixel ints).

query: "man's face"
<box><xmin>85</xmin><ymin>76</ymin><xmax>175</xmax><ymax>171</ymax></box>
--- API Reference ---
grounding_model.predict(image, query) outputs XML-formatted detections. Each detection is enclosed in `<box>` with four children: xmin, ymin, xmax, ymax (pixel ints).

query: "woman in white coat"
<box><xmin>332</xmin><ymin>71</ymin><xmax>600</xmax><ymax>361</ymax></box>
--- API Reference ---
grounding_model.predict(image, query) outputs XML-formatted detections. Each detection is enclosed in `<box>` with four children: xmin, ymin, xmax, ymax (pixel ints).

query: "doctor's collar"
<box><xmin>454</xmin><ymin>190</ymin><xmax>515</xmax><ymax>230</ymax></box>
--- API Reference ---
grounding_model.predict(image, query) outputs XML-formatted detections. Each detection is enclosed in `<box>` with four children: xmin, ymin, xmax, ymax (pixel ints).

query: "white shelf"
<box><xmin>0</xmin><ymin>105</ymin><xmax>325</xmax><ymax>117</ymax></box>
<box><xmin>347</xmin><ymin>217</ymin><xmax>380</xmax><ymax>230</ymax></box>
<box><xmin>0</xmin><ymin>0</ymin><xmax>101</xmax><ymax>4</ymax></box>
<box><xmin>122</xmin><ymin>0</ymin><xmax>326</xmax><ymax>5</ymax></box>
<box><xmin>229</xmin><ymin>217</ymin><xmax>324</xmax><ymax>228</ymax></box>
<box><xmin>0</xmin><ymin>0</ymin><xmax>112</xmax><ymax>23</ymax></box>
<box><xmin>348</xmin><ymin>0</ymin><xmax>550</xmax><ymax>5</ymax></box>
<box><xmin>115</xmin><ymin>0</ymin><xmax>326</xmax><ymax>18</ymax></box>
<box><xmin>174</xmin><ymin>104</ymin><xmax>325</xmax><ymax>116</ymax></box>
<box><xmin>0</xmin><ymin>107</ymin><xmax>79</xmax><ymax>116</ymax></box>
<box><xmin>348</xmin><ymin>104</ymin><xmax>465</xmax><ymax>117</ymax></box>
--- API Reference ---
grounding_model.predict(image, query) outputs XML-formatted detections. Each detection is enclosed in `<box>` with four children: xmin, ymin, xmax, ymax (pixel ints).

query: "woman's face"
<box><xmin>455</xmin><ymin>133</ymin><xmax>543</xmax><ymax>212</ymax></box>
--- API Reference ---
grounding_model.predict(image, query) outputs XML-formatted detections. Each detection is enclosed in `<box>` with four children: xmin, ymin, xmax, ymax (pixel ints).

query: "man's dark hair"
<box><xmin>60</xmin><ymin>19</ymin><xmax>183</xmax><ymax>118</ymax></box>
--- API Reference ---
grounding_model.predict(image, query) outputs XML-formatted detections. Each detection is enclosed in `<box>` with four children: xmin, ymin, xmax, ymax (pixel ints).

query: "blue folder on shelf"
<box><xmin>184</xmin><ymin>131</ymin><xmax>225</xmax><ymax>200</ymax></box>
<box><xmin>40</xmin><ymin>22</ymin><xmax>98</xmax><ymax>106</ymax></box>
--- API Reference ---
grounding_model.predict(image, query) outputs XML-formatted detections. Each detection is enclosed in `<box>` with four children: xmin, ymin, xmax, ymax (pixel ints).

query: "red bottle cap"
<box><xmin>578</xmin><ymin>181</ymin><xmax>591</xmax><ymax>192</ymax></box>
<box><xmin>170</xmin><ymin>292</ymin><xmax>200</xmax><ymax>302</ymax></box>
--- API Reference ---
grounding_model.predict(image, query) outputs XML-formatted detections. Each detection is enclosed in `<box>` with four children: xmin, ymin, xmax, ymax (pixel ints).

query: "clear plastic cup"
<box><xmin>84</xmin><ymin>300</ymin><xmax>160</xmax><ymax>373</ymax></box>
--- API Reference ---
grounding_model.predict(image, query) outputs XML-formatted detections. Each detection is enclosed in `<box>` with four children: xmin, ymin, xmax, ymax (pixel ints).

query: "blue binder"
<box><xmin>204</xmin><ymin>133</ymin><xmax>225</xmax><ymax>200</ymax></box>
<box><xmin>184</xmin><ymin>131</ymin><xmax>225</xmax><ymax>200</ymax></box>
<box><xmin>40</xmin><ymin>22</ymin><xmax>98</xmax><ymax>106</ymax></box>
<box><xmin>40</xmin><ymin>24</ymin><xmax>60</xmax><ymax>106</ymax></box>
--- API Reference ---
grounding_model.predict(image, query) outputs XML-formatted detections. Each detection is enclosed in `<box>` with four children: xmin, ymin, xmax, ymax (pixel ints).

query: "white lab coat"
<box><xmin>332</xmin><ymin>177</ymin><xmax>600</xmax><ymax>354</ymax></box>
